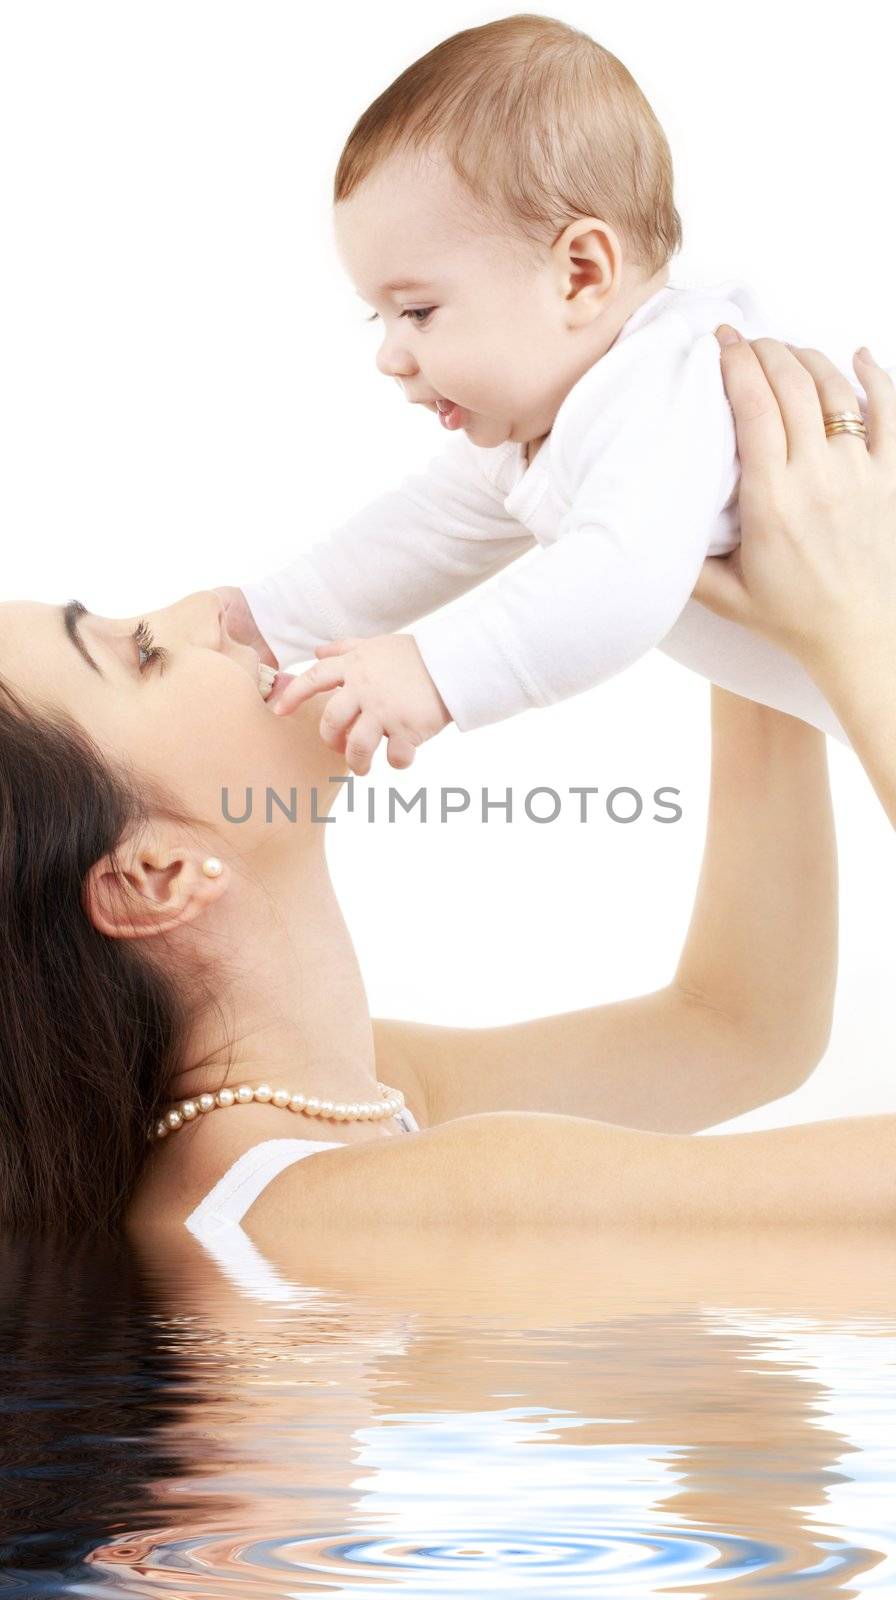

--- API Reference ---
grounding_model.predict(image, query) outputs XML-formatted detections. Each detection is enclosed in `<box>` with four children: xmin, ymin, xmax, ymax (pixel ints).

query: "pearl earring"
<box><xmin>201</xmin><ymin>857</ymin><xmax>223</xmax><ymax>878</ymax></box>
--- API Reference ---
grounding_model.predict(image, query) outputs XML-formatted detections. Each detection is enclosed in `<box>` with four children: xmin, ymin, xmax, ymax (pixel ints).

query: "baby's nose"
<box><xmin>375</xmin><ymin>339</ymin><xmax>417</xmax><ymax>380</ymax></box>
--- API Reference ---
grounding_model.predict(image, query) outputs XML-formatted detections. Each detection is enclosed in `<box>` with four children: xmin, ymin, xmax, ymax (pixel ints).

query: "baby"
<box><xmin>222</xmin><ymin>15</ymin><xmax>875</xmax><ymax>773</ymax></box>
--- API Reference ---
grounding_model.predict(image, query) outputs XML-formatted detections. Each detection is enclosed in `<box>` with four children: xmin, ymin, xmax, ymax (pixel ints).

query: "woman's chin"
<box><xmin>263</xmin><ymin>688</ymin><xmax>350</xmax><ymax>778</ymax></box>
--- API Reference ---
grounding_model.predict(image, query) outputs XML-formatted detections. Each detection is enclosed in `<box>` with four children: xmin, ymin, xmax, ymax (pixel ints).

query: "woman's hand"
<box><xmin>694</xmin><ymin>331</ymin><xmax>896</xmax><ymax>676</ymax></box>
<box><xmin>695</xmin><ymin>328</ymin><xmax>896</xmax><ymax>828</ymax></box>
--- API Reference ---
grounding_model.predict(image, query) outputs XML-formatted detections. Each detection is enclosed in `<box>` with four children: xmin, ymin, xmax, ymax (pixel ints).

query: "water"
<box><xmin>1</xmin><ymin>1225</ymin><xmax>895</xmax><ymax>1597</ymax></box>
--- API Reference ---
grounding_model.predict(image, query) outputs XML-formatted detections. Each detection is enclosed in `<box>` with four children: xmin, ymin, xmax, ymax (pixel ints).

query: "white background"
<box><xmin>1</xmin><ymin>1</ymin><xmax>893</xmax><ymax>1132</ymax></box>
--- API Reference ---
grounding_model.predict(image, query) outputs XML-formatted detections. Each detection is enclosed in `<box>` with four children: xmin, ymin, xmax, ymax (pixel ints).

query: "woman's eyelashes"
<box><xmin>132</xmin><ymin>619</ymin><xmax>168</xmax><ymax>674</ymax></box>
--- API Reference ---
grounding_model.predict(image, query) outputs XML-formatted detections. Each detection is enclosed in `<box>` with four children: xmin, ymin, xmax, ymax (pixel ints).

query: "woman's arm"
<box><xmin>375</xmin><ymin>683</ymin><xmax>837</xmax><ymax>1135</ymax></box>
<box><xmin>811</xmin><ymin>634</ymin><xmax>896</xmax><ymax>829</ymax></box>
<box><xmin>694</xmin><ymin>332</ymin><xmax>896</xmax><ymax>827</ymax></box>
<box><xmin>256</xmin><ymin>1105</ymin><xmax>896</xmax><ymax>1236</ymax></box>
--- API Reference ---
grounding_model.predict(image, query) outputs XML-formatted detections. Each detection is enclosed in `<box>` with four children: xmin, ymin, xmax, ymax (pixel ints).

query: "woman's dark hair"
<box><xmin>0</xmin><ymin>673</ymin><xmax>224</xmax><ymax>1237</ymax></box>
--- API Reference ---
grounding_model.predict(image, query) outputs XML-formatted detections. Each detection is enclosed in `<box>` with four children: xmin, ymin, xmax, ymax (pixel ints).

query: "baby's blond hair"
<box><xmin>333</xmin><ymin>14</ymin><xmax>682</xmax><ymax>278</ymax></box>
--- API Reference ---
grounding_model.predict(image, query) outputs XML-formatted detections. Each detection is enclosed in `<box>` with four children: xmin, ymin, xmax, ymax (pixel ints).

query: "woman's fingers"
<box><xmin>715</xmin><ymin>327</ymin><xmax>788</xmax><ymax>473</ymax></box>
<box><xmin>747</xmin><ymin>338</ymin><xmax>829</xmax><ymax>464</ymax></box>
<box><xmin>785</xmin><ymin>345</ymin><xmax>870</xmax><ymax>457</ymax></box>
<box><xmin>854</xmin><ymin>349</ymin><xmax>896</xmax><ymax>466</ymax></box>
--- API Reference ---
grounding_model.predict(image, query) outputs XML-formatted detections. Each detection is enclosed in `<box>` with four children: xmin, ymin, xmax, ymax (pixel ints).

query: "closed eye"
<box><xmin>132</xmin><ymin>619</ymin><xmax>169</xmax><ymax>674</ymax></box>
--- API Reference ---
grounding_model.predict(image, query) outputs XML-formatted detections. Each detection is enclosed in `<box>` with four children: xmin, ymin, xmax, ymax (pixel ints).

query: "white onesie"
<box><xmin>242</xmin><ymin>280</ymin><xmax>879</xmax><ymax>745</ymax></box>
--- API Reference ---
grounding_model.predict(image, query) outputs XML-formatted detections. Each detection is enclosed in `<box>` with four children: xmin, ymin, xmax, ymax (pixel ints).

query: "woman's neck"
<box><xmin>166</xmin><ymin>831</ymin><xmax>380</xmax><ymax>1112</ymax></box>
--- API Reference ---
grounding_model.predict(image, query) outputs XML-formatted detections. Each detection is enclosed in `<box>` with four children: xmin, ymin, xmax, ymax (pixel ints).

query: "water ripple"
<box><xmin>90</xmin><ymin>1521</ymin><xmax>879</xmax><ymax>1595</ymax></box>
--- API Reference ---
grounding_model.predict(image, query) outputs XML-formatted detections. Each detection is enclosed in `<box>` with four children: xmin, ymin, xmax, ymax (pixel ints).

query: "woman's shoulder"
<box><xmin>126</xmin><ymin>1047</ymin><xmax>433</xmax><ymax>1239</ymax></box>
<box><xmin>127</xmin><ymin>1110</ymin><xmax>351</xmax><ymax>1237</ymax></box>
<box><xmin>240</xmin><ymin>1109</ymin><xmax>601</xmax><ymax>1249</ymax></box>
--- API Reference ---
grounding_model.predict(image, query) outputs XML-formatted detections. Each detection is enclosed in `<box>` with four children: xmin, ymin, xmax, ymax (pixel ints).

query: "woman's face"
<box><xmin>0</xmin><ymin>591</ymin><xmax>340</xmax><ymax>849</ymax></box>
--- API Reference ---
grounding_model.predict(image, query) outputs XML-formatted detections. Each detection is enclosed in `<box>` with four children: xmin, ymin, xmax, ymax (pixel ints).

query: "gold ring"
<box><xmin>822</xmin><ymin>410</ymin><xmax>866</xmax><ymax>440</ymax></box>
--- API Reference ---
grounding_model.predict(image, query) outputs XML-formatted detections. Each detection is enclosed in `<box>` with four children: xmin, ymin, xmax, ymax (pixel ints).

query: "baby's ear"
<box><xmin>551</xmin><ymin>216</ymin><xmax>622</xmax><ymax>326</ymax></box>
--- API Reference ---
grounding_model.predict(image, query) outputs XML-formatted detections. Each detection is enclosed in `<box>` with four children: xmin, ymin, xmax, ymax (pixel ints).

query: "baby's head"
<box><xmin>332</xmin><ymin>14</ymin><xmax>682</xmax><ymax>451</ymax></box>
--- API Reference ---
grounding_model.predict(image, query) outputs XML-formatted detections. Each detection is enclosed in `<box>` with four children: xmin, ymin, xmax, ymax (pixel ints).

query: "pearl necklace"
<box><xmin>149</xmin><ymin>1079</ymin><xmax>407</xmax><ymax>1143</ymax></box>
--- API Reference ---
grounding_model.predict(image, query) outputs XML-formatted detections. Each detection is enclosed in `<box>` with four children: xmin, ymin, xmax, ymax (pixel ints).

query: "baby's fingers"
<box><xmin>319</xmin><ymin>688</ymin><xmax>361</xmax><ymax>754</ymax></box>
<box><xmin>344</xmin><ymin>714</ymin><xmax>384</xmax><ymax>777</ymax></box>
<box><xmin>271</xmin><ymin>659</ymin><xmax>346</xmax><ymax>714</ymax></box>
<box><xmin>386</xmin><ymin>732</ymin><xmax>418</xmax><ymax>770</ymax></box>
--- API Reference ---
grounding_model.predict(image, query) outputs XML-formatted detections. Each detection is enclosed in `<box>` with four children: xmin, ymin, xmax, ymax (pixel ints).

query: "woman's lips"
<box><xmin>266</xmin><ymin>670</ymin><xmax>297</xmax><ymax>708</ymax></box>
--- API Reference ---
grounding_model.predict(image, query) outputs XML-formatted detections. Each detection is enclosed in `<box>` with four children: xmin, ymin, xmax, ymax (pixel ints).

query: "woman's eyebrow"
<box><xmin>62</xmin><ymin>599</ymin><xmax>105</xmax><ymax>678</ymax></box>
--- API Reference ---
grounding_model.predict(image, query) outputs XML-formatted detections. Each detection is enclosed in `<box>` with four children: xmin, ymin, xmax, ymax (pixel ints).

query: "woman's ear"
<box><xmin>82</xmin><ymin>830</ymin><xmax>229</xmax><ymax>941</ymax></box>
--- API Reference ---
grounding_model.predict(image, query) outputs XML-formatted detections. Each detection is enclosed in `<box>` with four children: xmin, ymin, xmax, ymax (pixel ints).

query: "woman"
<box><xmin>0</xmin><ymin>345</ymin><xmax>891</xmax><ymax>1244</ymax></box>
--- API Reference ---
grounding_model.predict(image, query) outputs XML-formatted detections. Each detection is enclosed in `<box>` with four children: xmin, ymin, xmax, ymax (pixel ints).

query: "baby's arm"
<box><xmin>283</xmin><ymin>321</ymin><xmax>739</xmax><ymax>769</ymax></box>
<box><xmin>413</xmin><ymin>322</ymin><xmax>738</xmax><ymax>730</ymax></box>
<box><xmin>235</xmin><ymin>435</ymin><xmax>534</xmax><ymax>670</ymax></box>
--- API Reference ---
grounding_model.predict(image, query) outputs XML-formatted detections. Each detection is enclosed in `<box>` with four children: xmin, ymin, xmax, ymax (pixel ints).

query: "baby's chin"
<box><xmin>467</xmin><ymin>415</ymin><xmax>525</xmax><ymax>448</ymax></box>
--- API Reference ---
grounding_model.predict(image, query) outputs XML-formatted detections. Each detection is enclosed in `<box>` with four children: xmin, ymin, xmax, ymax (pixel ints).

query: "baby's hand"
<box><xmin>271</xmin><ymin>633</ymin><xmax>452</xmax><ymax>774</ymax></box>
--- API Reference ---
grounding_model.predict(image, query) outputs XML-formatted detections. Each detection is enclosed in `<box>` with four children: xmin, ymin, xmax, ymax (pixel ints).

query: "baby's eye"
<box><xmin>364</xmin><ymin>308</ymin><xmax>435</xmax><ymax>327</ymax></box>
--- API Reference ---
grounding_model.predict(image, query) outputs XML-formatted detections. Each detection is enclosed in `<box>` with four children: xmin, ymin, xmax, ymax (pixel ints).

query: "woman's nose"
<box><xmin>151</xmin><ymin>590</ymin><xmax>224</xmax><ymax>649</ymax></box>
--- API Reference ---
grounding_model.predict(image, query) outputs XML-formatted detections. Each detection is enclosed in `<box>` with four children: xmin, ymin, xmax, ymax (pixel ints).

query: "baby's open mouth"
<box><xmin>435</xmin><ymin>398</ymin><xmax>469</xmax><ymax>431</ymax></box>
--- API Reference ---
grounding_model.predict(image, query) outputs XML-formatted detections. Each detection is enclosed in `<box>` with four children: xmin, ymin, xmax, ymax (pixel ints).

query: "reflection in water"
<box><xmin>0</xmin><ymin>1235</ymin><xmax>230</xmax><ymax>1591</ymax></box>
<box><xmin>1</xmin><ymin>1226</ymin><xmax>895</xmax><ymax>1596</ymax></box>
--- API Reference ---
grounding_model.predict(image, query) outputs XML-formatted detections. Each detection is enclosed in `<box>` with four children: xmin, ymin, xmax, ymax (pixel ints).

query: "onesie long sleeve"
<box><xmin>240</xmin><ymin>281</ymin><xmax>877</xmax><ymax>744</ymax></box>
<box><xmin>240</xmin><ymin>434</ymin><xmax>535</xmax><ymax>675</ymax></box>
<box><xmin>412</xmin><ymin>304</ymin><xmax>740</xmax><ymax>728</ymax></box>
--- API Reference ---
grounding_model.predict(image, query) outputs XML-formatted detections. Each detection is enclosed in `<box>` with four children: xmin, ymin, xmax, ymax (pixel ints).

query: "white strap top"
<box><xmin>184</xmin><ymin>1104</ymin><xmax>420</xmax><ymax>1304</ymax></box>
